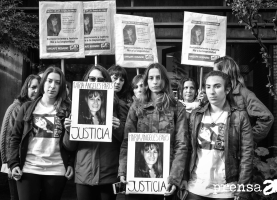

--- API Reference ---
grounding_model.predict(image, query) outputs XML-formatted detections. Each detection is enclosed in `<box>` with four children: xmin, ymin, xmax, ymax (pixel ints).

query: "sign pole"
<box><xmin>136</xmin><ymin>68</ymin><xmax>139</xmax><ymax>75</ymax></box>
<box><xmin>61</xmin><ymin>59</ymin><xmax>65</xmax><ymax>74</ymax></box>
<box><xmin>95</xmin><ymin>55</ymin><xmax>98</xmax><ymax>66</ymax></box>
<box><xmin>199</xmin><ymin>66</ymin><xmax>203</xmax><ymax>91</ymax></box>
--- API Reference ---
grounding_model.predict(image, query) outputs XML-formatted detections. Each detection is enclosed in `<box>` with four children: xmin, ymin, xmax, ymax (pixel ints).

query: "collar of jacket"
<box><xmin>196</xmin><ymin>100</ymin><xmax>238</xmax><ymax>115</ymax></box>
<box><xmin>23</xmin><ymin>97</ymin><xmax>70</xmax><ymax>122</ymax></box>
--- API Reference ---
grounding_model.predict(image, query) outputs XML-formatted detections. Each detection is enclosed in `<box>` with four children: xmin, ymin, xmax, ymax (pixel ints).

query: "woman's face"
<box><xmin>148</xmin><ymin>68</ymin><xmax>162</xmax><ymax>93</ymax></box>
<box><xmin>28</xmin><ymin>78</ymin><xmax>39</xmax><ymax>100</ymax></box>
<box><xmin>133</xmin><ymin>79</ymin><xmax>145</xmax><ymax>98</ymax></box>
<box><xmin>144</xmin><ymin>146</ymin><xmax>158</xmax><ymax>166</ymax></box>
<box><xmin>111</xmin><ymin>75</ymin><xmax>125</xmax><ymax>93</ymax></box>
<box><xmin>51</xmin><ymin>18</ymin><xmax>58</xmax><ymax>26</ymax></box>
<box><xmin>205</xmin><ymin>75</ymin><xmax>228</xmax><ymax>106</ymax></box>
<box><xmin>183</xmin><ymin>81</ymin><xmax>196</xmax><ymax>103</ymax></box>
<box><xmin>88</xmin><ymin>69</ymin><xmax>105</xmax><ymax>82</ymax></box>
<box><xmin>127</xmin><ymin>28</ymin><xmax>133</xmax><ymax>36</ymax></box>
<box><xmin>84</xmin><ymin>17</ymin><xmax>89</xmax><ymax>26</ymax></box>
<box><xmin>44</xmin><ymin>72</ymin><xmax>60</xmax><ymax>99</ymax></box>
<box><xmin>87</xmin><ymin>93</ymin><xmax>101</xmax><ymax>113</ymax></box>
<box><xmin>35</xmin><ymin>117</ymin><xmax>47</xmax><ymax>130</ymax></box>
<box><xmin>195</xmin><ymin>29</ymin><xmax>201</xmax><ymax>36</ymax></box>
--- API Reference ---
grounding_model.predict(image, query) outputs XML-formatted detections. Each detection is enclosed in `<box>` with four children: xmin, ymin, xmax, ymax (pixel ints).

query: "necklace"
<box><xmin>208</xmin><ymin>109</ymin><xmax>225</xmax><ymax>127</ymax></box>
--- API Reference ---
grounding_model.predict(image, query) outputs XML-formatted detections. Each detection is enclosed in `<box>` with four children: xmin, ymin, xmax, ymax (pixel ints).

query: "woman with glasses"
<box><xmin>213</xmin><ymin>56</ymin><xmax>274</xmax><ymax>143</ymax></box>
<box><xmin>63</xmin><ymin>64</ymin><xmax>125</xmax><ymax>200</ymax></box>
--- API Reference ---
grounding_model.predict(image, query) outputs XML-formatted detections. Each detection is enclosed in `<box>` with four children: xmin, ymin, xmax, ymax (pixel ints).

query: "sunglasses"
<box><xmin>88</xmin><ymin>76</ymin><xmax>105</xmax><ymax>82</ymax></box>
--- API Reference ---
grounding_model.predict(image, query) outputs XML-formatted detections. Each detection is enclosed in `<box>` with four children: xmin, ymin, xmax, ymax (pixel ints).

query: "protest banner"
<box><xmin>114</xmin><ymin>14</ymin><xmax>158</xmax><ymax>68</ymax></box>
<box><xmin>39</xmin><ymin>1</ymin><xmax>85</xmax><ymax>59</ymax></box>
<box><xmin>181</xmin><ymin>12</ymin><xmax>227</xmax><ymax>67</ymax></box>
<box><xmin>84</xmin><ymin>1</ymin><xmax>116</xmax><ymax>55</ymax></box>
<box><xmin>70</xmin><ymin>81</ymin><xmax>114</xmax><ymax>142</ymax></box>
<box><xmin>126</xmin><ymin>133</ymin><xmax>170</xmax><ymax>194</ymax></box>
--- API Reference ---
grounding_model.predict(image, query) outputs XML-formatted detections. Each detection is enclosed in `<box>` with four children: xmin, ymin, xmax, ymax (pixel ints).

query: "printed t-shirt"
<box><xmin>23</xmin><ymin>101</ymin><xmax>66</xmax><ymax>175</ymax></box>
<box><xmin>188</xmin><ymin>109</ymin><xmax>236</xmax><ymax>198</ymax></box>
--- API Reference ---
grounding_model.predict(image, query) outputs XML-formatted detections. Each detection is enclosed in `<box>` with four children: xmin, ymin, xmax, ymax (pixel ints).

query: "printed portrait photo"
<box><xmin>47</xmin><ymin>14</ymin><xmax>61</xmax><ymax>36</ymax></box>
<box><xmin>123</xmin><ymin>25</ymin><xmax>137</xmax><ymax>45</ymax></box>
<box><xmin>33</xmin><ymin>114</ymin><xmax>61</xmax><ymax>138</ymax></box>
<box><xmin>78</xmin><ymin>89</ymin><xmax>107</xmax><ymax>125</ymax></box>
<box><xmin>84</xmin><ymin>14</ymin><xmax>93</xmax><ymax>35</ymax></box>
<box><xmin>134</xmin><ymin>142</ymin><xmax>163</xmax><ymax>178</ymax></box>
<box><xmin>190</xmin><ymin>25</ymin><xmax>205</xmax><ymax>45</ymax></box>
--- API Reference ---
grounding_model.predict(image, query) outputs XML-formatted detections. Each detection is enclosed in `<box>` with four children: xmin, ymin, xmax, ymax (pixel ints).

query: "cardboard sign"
<box><xmin>126</xmin><ymin>133</ymin><xmax>170</xmax><ymax>194</ymax></box>
<box><xmin>84</xmin><ymin>1</ymin><xmax>116</xmax><ymax>55</ymax></box>
<box><xmin>114</xmin><ymin>14</ymin><xmax>158</xmax><ymax>68</ymax></box>
<box><xmin>70</xmin><ymin>81</ymin><xmax>114</xmax><ymax>142</ymax></box>
<box><xmin>39</xmin><ymin>1</ymin><xmax>85</xmax><ymax>59</ymax></box>
<box><xmin>181</xmin><ymin>12</ymin><xmax>227</xmax><ymax>67</ymax></box>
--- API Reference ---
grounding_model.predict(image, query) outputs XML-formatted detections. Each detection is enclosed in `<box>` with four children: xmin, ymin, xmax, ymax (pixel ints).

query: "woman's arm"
<box><xmin>63</xmin><ymin>117</ymin><xmax>78</xmax><ymax>152</ymax></box>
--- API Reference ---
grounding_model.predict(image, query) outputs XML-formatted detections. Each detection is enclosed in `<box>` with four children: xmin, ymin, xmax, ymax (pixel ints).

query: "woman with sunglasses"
<box><xmin>213</xmin><ymin>56</ymin><xmax>274</xmax><ymax>143</ymax></box>
<box><xmin>63</xmin><ymin>64</ymin><xmax>125</xmax><ymax>200</ymax></box>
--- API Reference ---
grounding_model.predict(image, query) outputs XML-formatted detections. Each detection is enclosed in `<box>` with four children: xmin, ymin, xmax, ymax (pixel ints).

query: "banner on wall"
<box><xmin>126</xmin><ymin>133</ymin><xmax>170</xmax><ymax>194</ymax></box>
<box><xmin>39</xmin><ymin>1</ymin><xmax>85</xmax><ymax>59</ymax></box>
<box><xmin>83</xmin><ymin>1</ymin><xmax>116</xmax><ymax>55</ymax></box>
<box><xmin>70</xmin><ymin>81</ymin><xmax>114</xmax><ymax>142</ymax></box>
<box><xmin>114</xmin><ymin>14</ymin><xmax>158</xmax><ymax>68</ymax></box>
<box><xmin>181</xmin><ymin>12</ymin><xmax>227</xmax><ymax>67</ymax></box>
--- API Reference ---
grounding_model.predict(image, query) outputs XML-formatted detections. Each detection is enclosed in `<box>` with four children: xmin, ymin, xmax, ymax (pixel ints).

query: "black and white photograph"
<box><xmin>190</xmin><ymin>25</ymin><xmax>204</xmax><ymax>45</ymax></box>
<box><xmin>123</xmin><ymin>25</ymin><xmax>136</xmax><ymax>45</ymax></box>
<box><xmin>47</xmin><ymin>14</ymin><xmax>61</xmax><ymax>36</ymax></box>
<box><xmin>84</xmin><ymin>14</ymin><xmax>93</xmax><ymax>35</ymax></box>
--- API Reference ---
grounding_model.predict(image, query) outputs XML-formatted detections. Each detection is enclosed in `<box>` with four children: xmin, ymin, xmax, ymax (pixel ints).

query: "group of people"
<box><xmin>0</xmin><ymin>55</ymin><xmax>274</xmax><ymax>200</ymax></box>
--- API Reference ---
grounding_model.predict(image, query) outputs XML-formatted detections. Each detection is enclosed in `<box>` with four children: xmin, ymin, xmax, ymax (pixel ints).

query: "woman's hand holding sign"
<box><xmin>164</xmin><ymin>183</ymin><xmax>176</xmax><ymax>196</ymax></box>
<box><xmin>64</xmin><ymin>116</ymin><xmax>72</xmax><ymax>132</ymax></box>
<box><xmin>112</xmin><ymin>116</ymin><xmax>120</xmax><ymax>129</ymax></box>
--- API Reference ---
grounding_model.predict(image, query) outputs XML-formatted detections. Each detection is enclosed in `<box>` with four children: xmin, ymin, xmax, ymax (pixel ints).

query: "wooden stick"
<box><xmin>136</xmin><ymin>68</ymin><xmax>139</xmax><ymax>75</ymax></box>
<box><xmin>95</xmin><ymin>55</ymin><xmax>98</xmax><ymax>65</ymax></box>
<box><xmin>61</xmin><ymin>59</ymin><xmax>65</xmax><ymax>74</ymax></box>
<box><xmin>199</xmin><ymin>66</ymin><xmax>203</xmax><ymax>91</ymax></box>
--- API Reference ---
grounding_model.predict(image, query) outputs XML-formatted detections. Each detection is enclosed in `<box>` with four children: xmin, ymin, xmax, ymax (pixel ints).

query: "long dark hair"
<box><xmin>17</xmin><ymin>74</ymin><xmax>40</xmax><ymax>104</ymax></box>
<box><xmin>214</xmin><ymin>56</ymin><xmax>245</xmax><ymax>90</ymax></box>
<box><xmin>36</xmin><ymin>66</ymin><xmax>69</xmax><ymax>111</ymax></box>
<box><xmin>141</xmin><ymin>63</ymin><xmax>176</xmax><ymax>109</ymax></box>
<box><xmin>136</xmin><ymin>143</ymin><xmax>163</xmax><ymax>178</ymax></box>
<box><xmin>177</xmin><ymin>77</ymin><xmax>199</xmax><ymax>101</ymax></box>
<box><xmin>82</xmin><ymin>64</ymin><xmax>112</xmax><ymax>82</ymax></box>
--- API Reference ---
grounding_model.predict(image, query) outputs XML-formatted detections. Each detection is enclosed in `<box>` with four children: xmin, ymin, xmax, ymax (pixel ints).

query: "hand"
<box><xmin>197</xmin><ymin>90</ymin><xmax>207</xmax><ymax>103</ymax></box>
<box><xmin>12</xmin><ymin>166</ymin><xmax>22</xmax><ymax>181</ymax></box>
<box><xmin>8</xmin><ymin>168</ymin><xmax>12</xmax><ymax>179</ymax></box>
<box><xmin>64</xmin><ymin>117</ymin><xmax>72</xmax><ymax>132</ymax></box>
<box><xmin>112</xmin><ymin>117</ymin><xmax>120</xmax><ymax>129</ymax></box>
<box><xmin>120</xmin><ymin>176</ymin><xmax>128</xmax><ymax>184</ymax></box>
<box><xmin>65</xmin><ymin>166</ymin><xmax>74</xmax><ymax>180</ymax></box>
<box><xmin>164</xmin><ymin>184</ymin><xmax>176</xmax><ymax>196</ymax></box>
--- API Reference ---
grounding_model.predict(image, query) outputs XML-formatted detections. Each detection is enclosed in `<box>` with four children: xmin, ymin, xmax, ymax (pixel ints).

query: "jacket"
<box><xmin>63</xmin><ymin>98</ymin><xmax>127</xmax><ymax>186</ymax></box>
<box><xmin>233</xmin><ymin>83</ymin><xmax>274</xmax><ymax>142</ymax></box>
<box><xmin>8</xmin><ymin>97</ymin><xmax>73</xmax><ymax>171</ymax></box>
<box><xmin>185</xmin><ymin>102</ymin><xmax>253</xmax><ymax>199</ymax></box>
<box><xmin>118</xmin><ymin>100</ymin><xmax>189</xmax><ymax>187</ymax></box>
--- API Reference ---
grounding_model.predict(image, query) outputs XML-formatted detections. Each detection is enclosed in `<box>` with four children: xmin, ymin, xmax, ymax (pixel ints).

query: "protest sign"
<box><xmin>126</xmin><ymin>133</ymin><xmax>170</xmax><ymax>194</ymax></box>
<box><xmin>84</xmin><ymin>1</ymin><xmax>116</xmax><ymax>55</ymax></box>
<box><xmin>181</xmin><ymin>12</ymin><xmax>227</xmax><ymax>67</ymax></box>
<box><xmin>114</xmin><ymin>14</ymin><xmax>158</xmax><ymax>68</ymax></box>
<box><xmin>70</xmin><ymin>81</ymin><xmax>114</xmax><ymax>142</ymax></box>
<box><xmin>39</xmin><ymin>1</ymin><xmax>85</xmax><ymax>59</ymax></box>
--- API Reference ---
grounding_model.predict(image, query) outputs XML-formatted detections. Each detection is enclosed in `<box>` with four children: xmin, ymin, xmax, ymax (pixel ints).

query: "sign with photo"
<box><xmin>126</xmin><ymin>133</ymin><xmax>170</xmax><ymax>194</ymax></box>
<box><xmin>83</xmin><ymin>1</ymin><xmax>116</xmax><ymax>55</ymax></box>
<box><xmin>39</xmin><ymin>1</ymin><xmax>85</xmax><ymax>59</ymax></box>
<box><xmin>70</xmin><ymin>81</ymin><xmax>114</xmax><ymax>142</ymax></box>
<box><xmin>181</xmin><ymin>12</ymin><xmax>227</xmax><ymax>67</ymax></box>
<box><xmin>114</xmin><ymin>14</ymin><xmax>158</xmax><ymax>68</ymax></box>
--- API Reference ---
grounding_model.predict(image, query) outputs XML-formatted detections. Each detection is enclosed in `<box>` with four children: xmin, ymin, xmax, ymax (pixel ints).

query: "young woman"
<box><xmin>135</xmin><ymin>143</ymin><xmax>163</xmax><ymax>178</ymax></box>
<box><xmin>8</xmin><ymin>66</ymin><xmax>73</xmax><ymax>200</ymax></box>
<box><xmin>183</xmin><ymin>71</ymin><xmax>253</xmax><ymax>200</ymax></box>
<box><xmin>0</xmin><ymin>74</ymin><xmax>40</xmax><ymax>200</ymax></box>
<box><xmin>63</xmin><ymin>64</ymin><xmax>125</xmax><ymax>200</ymax></box>
<box><xmin>131</xmin><ymin>74</ymin><xmax>145</xmax><ymax>99</ymax></box>
<box><xmin>214</xmin><ymin>56</ymin><xmax>274</xmax><ymax>143</ymax></box>
<box><xmin>48</xmin><ymin>15</ymin><xmax>60</xmax><ymax>36</ymax></box>
<box><xmin>118</xmin><ymin>63</ymin><xmax>189</xmax><ymax>200</ymax></box>
<box><xmin>78</xmin><ymin>90</ymin><xmax>106</xmax><ymax>125</ymax></box>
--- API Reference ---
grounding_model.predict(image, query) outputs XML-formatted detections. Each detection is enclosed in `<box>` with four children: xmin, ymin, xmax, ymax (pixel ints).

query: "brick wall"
<box><xmin>273</xmin><ymin>45</ymin><xmax>277</xmax><ymax>155</ymax></box>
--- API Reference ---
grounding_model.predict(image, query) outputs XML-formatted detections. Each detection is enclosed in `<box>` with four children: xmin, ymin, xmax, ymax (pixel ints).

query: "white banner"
<box><xmin>39</xmin><ymin>1</ymin><xmax>85</xmax><ymax>59</ymax></box>
<box><xmin>114</xmin><ymin>14</ymin><xmax>158</xmax><ymax>68</ymax></box>
<box><xmin>84</xmin><ymin>1</ymin><xmax>116</xmax><ymax>55</ymax></box>
<box><xmin>70</xmin><ymin>81</ymin><xmax>114</xmax><ymax>142</ymax></box>
<box><xmin>126</xmin><ymin>133</ymin><xmax>170</xmax><ymax>194</ymax></box>
<box><xmin>181</xmin><ymin>12</ymin><xmax>227</xmax><ymax>67</ymax></box>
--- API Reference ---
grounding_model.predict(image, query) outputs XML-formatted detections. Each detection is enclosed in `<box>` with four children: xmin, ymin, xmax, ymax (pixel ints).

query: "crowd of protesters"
<box><xmin>0</xmin><ymin>56</ymin><xmax>274</xmax><ymax>200</ymax></box>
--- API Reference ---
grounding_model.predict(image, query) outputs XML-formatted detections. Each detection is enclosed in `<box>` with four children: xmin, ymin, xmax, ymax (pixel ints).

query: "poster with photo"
<box><xmin>70</xmin><ymin>81</ymin><xmax>114</xmax><ymax>142</ymax></box>
<box><xmin>181</xmin><ymin>12</ymin><xmax>227</xmax><ymax>67</ymax></box>
<box><xmin>126</xmin><ymin>133</ymin><xmax>170</xmax><ymax>194</ymax></box>
<box><xmin>39</xmin><ymin>1</ymin><xmax>85</xmax><ymax>59</ymax></box>
<box><xmin>114</xmin><ymin>14</ymin><xmax>158</xmax><ymax>68</ymax></box>
<box><xmin>83</xmin><ymin>1</ymin><xmax>116</xmax><ymax>55</ymax></box>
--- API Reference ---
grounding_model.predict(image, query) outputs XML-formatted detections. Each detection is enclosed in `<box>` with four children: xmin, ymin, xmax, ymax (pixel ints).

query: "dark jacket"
<box><xmin>8</xmin><ymin>97</ymin><xmax>73</xmax><ymax>171</ymax></box>
<box><xmin>63</xmin><ymin>98</ymin><xmax>127</xmax><ymax>186</ymax></box>
<box><xmin>233</xmin><ymin>83</ymin><xmax>274</xmax><ymax>142</ymax></box>
<box><xmin>118</xmin><ymin>100</ymin><xmax>189</xmax><ymax>187</ymax></box>
<box><xmin>185</xmin><ymin>102</ymin><xmax>253</xmax><ymax>199</ymax></box>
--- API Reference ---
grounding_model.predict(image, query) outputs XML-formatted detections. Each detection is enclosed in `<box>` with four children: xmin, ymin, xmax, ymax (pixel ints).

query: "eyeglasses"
<box><xmin>88</xmin><ymin>76</ymin><xmax>105</xmax><ymax>82</ymax></box>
